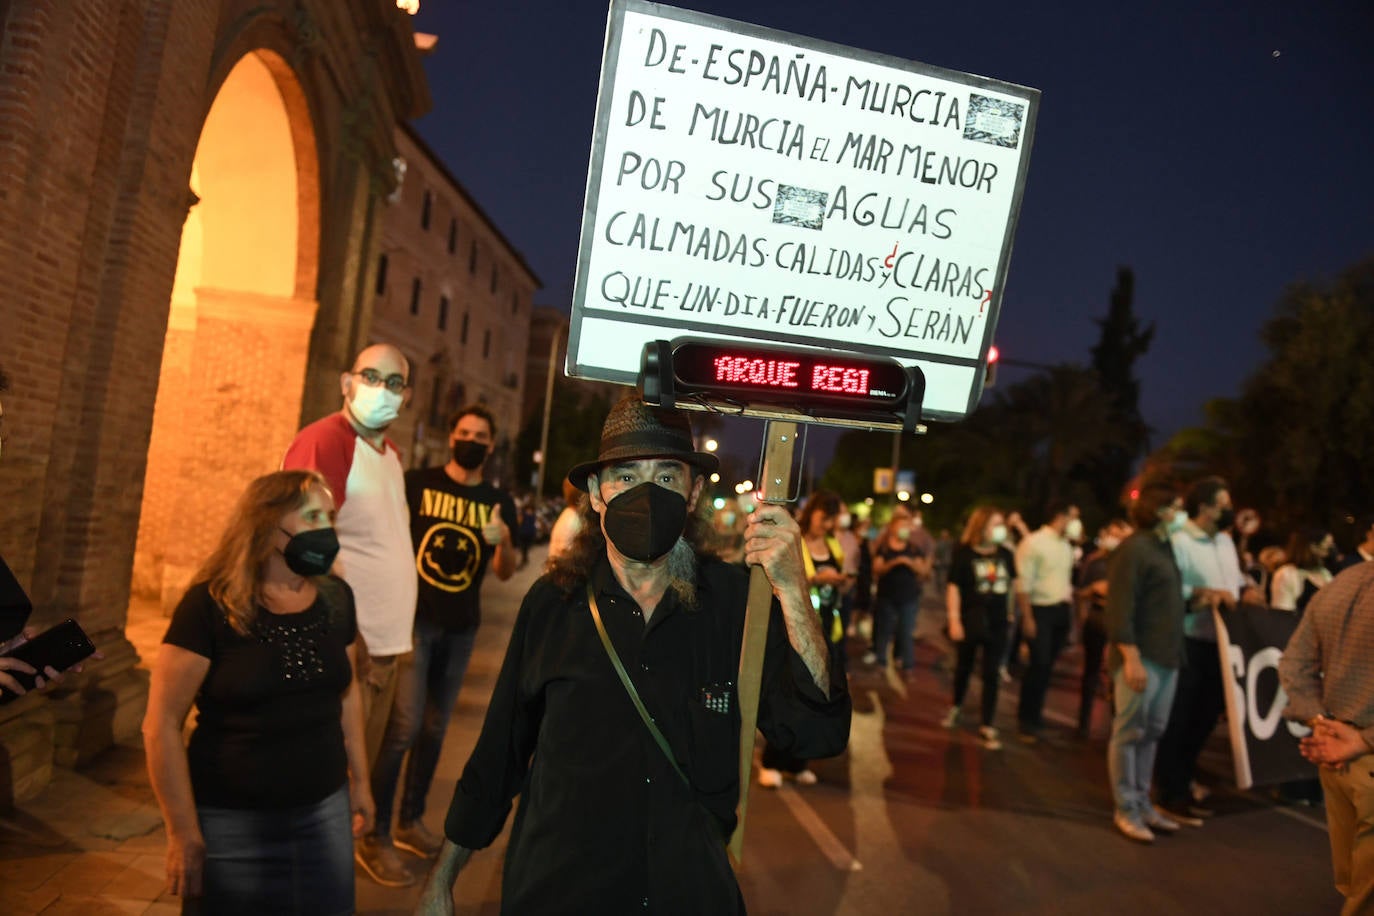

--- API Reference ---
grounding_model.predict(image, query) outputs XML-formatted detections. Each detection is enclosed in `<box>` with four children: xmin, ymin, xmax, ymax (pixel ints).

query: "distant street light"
<box><xmin>709</xmin><ymin>472</ymin><xmax>720</xmax><ymax>483</ymax></box>
<box><xmin>704</xmin><ymin>438</ymin><xmax>719</xmax><ymax>452</ymax></box>
<box><xmin>920</xmin><ymin>492</ymin><xmax>934</xmax><ymax>505</ymax></box>
<box><xmin>897</xmin><ymin>491</ymin><xmax>911</xmax><ymax>502</ymax></box>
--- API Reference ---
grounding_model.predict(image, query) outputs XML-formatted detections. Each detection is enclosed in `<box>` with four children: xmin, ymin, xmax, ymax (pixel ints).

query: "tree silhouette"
<box><xmin>1086</xmin><ymin>267</ymin><xmax>1155</xmax><ymax>513</ymax></box>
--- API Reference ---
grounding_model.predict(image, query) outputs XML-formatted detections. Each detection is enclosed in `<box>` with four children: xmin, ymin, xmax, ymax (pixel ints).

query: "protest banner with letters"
<box><xmin>1214</xmin><ymin>605</ymin><xmax>1317</xmax><ymax>790</ymax></box>
<box><xmin>568</xmin><ymin>0</ymin><xmax>1039</xmax><ymax>422</ymax></box>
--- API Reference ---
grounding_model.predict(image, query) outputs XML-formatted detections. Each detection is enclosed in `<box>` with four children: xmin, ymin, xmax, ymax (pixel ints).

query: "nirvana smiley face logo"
<box><xmin>416</xmin><ymin>523</ymin><xmax>481</xmax><ymax>593</ymax></box>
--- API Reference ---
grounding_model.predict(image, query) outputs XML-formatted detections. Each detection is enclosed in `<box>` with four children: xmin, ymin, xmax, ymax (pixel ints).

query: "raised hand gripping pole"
<box><xmin>728</xmin><ymin>420</ymin><xmax>800</xmax><ymax>865</ymax></box>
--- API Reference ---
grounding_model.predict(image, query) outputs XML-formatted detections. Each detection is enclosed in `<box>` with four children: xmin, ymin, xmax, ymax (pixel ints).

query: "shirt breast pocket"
<box><xmin>686</xmin><ymin>689</ymin><xmax>738</xmax><ymax>796</ymax></box>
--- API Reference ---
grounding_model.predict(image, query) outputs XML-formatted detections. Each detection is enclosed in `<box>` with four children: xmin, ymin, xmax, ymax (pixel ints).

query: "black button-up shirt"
<box><xmin>444</xmin><ymin>556</ymin><xmax>852</xmax><ymax>914</ymax></box>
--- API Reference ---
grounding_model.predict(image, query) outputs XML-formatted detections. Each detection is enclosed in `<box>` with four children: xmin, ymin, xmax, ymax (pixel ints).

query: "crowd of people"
<box><xmin>7</xmin><ymin>345</ymin><xmax>1372</xmax><ymax>912</ymax></box>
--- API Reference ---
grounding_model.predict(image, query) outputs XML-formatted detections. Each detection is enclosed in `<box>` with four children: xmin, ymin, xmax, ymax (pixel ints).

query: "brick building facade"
<box><xmin>369</xmin><ymin>124</ymin><xmax>540</xmax><ymax>485</ymax></box>
<box><xmin>0</xmin><ymin>0</ymin><xmax>429</xmax><ymax>802</ymax></box>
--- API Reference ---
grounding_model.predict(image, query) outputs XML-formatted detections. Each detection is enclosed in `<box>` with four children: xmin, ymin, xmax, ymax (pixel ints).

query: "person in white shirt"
<box><xmin>1270</xmin><ymin>528</ymin><xmax>1335</xmax><ymax>613</ymax></box>
<box><xmin>1154</xmin><ymin>476</ymin><xmax>1260</xmax><ymax>823</ymax></box>
<box><xmin>1014</xmin><ymin>502</ymin><xmax>1081</xmax><ymax>742</ymax></box>
<box><xmin>282</xmin><ymin>344</ymin><xmax>418</xmax><ymax>768</ymax></box>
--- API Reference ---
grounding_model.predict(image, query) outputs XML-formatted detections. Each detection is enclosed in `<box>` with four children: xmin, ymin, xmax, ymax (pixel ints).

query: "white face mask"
<box><xmin>1166</xmin><ymin>508</ymin><xmax>1188</xmax><ymax>533</ymax></box>
<box><xmin>837</xmin><ymin>513</ymin><xmax>852</xmax><ymax>529</ymax></box>
<box><xmin>990</xmin><ymin>524</ymin><xmax>1008</xmax><ymax>544</ymax></box>
<box><xmin>895</xmin><ymin>525</ymin><xmax>912</xmax><ymax>541</ymax></box>
<box><xmin>349</xmin><ymin>383</ymin><xmax>403</xmax><ymax>430</ymax></box>
<box><xmin>1099</xmin><ymin>535</ymin><xmax>1121</xmax><ymax>551</ymax></box>
<box><xmin>1065</xmin><ymin>518</ymin><xmax>1083</xmax><ymax>541</ymax></box>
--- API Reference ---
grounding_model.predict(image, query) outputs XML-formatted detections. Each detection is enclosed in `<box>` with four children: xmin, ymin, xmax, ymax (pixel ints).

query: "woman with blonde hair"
<box><xmin>143</xmin><ymin>470</ymin><xmax>374</xmax><ymax>914</ymax></box>
<box><xmin>942</xmin><ymin>505</ymin><xmax>1018</xmax><ymax>749</ymax></box>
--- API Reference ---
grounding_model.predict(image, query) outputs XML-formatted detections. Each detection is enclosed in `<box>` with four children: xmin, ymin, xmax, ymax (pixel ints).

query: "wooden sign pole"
<box><xmin>728</xmin><ymin>420</ymin><xmax>799</xmax><ymax>865</ymax></box>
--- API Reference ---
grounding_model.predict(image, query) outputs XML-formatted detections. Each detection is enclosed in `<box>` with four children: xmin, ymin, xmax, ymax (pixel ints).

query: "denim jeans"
<box><xmin>190</xmin><ymin>786</ymin><xmax>353</xmax><ymax>915</ymax></box>
<box><xmin>873</xmin><ymin>594</ymin><xmax>920</xmax><ymax>669</ymax></box>
<box><xmin>1107</xmin><ymin>659</ymin><xmax>1179</xmax><ymax>817</ymax></box>
<box><xmin>370</xmin><ymin>617</ymin><xmax>477</xmax><ymax>836</ymax></box>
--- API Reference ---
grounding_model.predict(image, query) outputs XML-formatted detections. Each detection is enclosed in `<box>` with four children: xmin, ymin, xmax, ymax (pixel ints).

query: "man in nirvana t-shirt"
<box><xmin>357</xmin><ymin>404</ymin><xmax>516</xmax><ymax>886</ymax></box>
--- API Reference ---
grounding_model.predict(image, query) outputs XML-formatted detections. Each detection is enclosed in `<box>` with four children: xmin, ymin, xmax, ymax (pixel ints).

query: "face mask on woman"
<box><xmin>989</xmin><ymin>524</ymin><xmax>1008</xmax><ymax>544</ymax></box>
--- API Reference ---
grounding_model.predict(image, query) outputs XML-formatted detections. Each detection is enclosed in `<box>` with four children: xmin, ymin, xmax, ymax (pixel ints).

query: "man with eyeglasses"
<box><xmin>283</xmin><ymin>343</ymin><xmax>418</xmax><ymax>778</ymax></box>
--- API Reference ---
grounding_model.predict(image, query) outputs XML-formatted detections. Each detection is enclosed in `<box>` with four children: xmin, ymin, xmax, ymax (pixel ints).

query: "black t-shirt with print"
<box><xmin>948</xmin><ymin>544</ymin><xmax>1017</xmax><ymax>641</ymax></box>
<box><xmin>405</xmin><ymin>466</ymin><xmax>517</xmax><ymax>632</ymax></box>
<box><xmin>163</xmin><ymin>578</ymin><xmax>356</xmax><ymax>809</ymax></box>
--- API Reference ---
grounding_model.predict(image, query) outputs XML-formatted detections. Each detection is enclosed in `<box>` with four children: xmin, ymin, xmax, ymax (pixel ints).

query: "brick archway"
<box><xmin>131</xmin><ymin>49</ymin><xmax>321</xmax><ymax>612</ymax></box>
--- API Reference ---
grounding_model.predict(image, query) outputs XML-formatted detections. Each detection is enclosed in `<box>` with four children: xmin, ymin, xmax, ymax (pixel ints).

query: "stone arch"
<box><xmin>131</xmin><ymin>48</ymin><xmax>322</xmax><ymax>611</ymax></box>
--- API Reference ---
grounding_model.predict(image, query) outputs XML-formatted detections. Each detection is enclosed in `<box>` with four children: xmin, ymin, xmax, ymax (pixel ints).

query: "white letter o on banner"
<box><xmin>1246</xmin><ymin>647</ymin><xmax>1286</xmax><ymax>741</ymax></box>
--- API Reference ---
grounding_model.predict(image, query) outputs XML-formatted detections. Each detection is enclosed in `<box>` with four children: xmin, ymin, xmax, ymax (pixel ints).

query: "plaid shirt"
<box><xmin>1279</xmin><ymin>562</ymin><xmax>1374</xmax><ymax>746</ymax></box>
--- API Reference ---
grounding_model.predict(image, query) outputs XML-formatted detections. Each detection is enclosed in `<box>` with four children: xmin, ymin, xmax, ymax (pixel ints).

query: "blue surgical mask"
<box><xmin>1166</xmin><ymin>508</ymin><xmax>1187</xmax><ymax>534</ymax></box>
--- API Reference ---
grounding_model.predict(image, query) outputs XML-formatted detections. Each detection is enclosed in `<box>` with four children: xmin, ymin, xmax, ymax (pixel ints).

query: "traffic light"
<box><xmin>983</xmin><ymin>345</ymin><xmax>1000</xmax><ymax>389</ymax></box>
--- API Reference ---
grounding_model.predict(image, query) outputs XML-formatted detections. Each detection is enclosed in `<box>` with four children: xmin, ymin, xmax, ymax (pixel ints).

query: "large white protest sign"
<box><xmin>569</xmin><ymin>0</ymin><xmax>1039</xmax><ymax>422</ymax></box>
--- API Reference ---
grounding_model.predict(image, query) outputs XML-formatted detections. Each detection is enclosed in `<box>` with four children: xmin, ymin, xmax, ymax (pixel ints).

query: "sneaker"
<box><xmin>757</xmin><ymin>767</ymin><xmax>783</xmax><ymax>788</ymax></box>
<box><xmin>940</xmin><ymin>706</ymin><xmax>961</xmax><ymax>729</ymax></box>
<box><xmin>1114</xmin><ymin>811</ymin><xmax>1155</xmax><ymax>844</ymax></box>
<box><xmin>794</xmin><ymin>769</ymin><xmax>819</xmax><ymax>786</ymax></box>
<box><xmin>394</xmin><ymin>820</ymin><xmax>444</xmax><ymax>858</ymax></box>
<box><xmin>1155</xmin><ymin>802</ymin><xmax>1204</xmax><ymax>828</ymax></box>
<box><xmin>979</xmin><ymin>726</ymin><xmax>1002</xmax><ymax>750</ymax></box>
<box><xmin>355</xmin><ymin>836</ymin><xmax>416</xmax><ymax>887</ymax></box>
<box><xmin>1141</xmin><ymin>807</ymin><xmax>1180</xmax><ymax>834</ymax></box>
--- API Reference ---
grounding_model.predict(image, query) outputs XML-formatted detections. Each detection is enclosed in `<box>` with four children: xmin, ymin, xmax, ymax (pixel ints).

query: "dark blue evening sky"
<box><xmin>410</xmin><ymin>1</ymin><xmax>1373</xmax><ymax>467</ymax></box>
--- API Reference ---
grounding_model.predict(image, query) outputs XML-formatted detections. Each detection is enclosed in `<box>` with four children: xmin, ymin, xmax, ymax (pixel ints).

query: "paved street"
<box><xmin>0</xmin><ymin>545</ymin><xmax>1341</xmax><ymax>914</ymax></box>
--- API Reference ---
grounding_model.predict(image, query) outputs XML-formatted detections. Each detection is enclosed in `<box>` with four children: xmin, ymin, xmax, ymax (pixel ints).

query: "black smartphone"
<box><xmin>0</xmin><ymin>618</ymin><xmax>95</xmax><ymax>703</ymax></box>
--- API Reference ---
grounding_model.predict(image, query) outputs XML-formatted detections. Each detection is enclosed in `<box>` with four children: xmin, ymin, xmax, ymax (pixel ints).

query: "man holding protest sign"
<box><xmin>1279</xmin><ymin>562</ymin><xmax>1374</xmax><ymax>915</ymax></box>
<box><xmin>1154</xmin><ymin>476</ymin><xmax>1253</xmax><ymax>822</ymax></box>
<box><xmin>415</xmin><ymin>397</ymin><xmax>850</xmax><ymax>914</ymax></box>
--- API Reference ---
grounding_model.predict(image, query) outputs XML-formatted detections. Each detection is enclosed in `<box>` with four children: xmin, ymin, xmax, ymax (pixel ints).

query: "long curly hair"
<box><xmin>546</xmin><ymin>471</ymin><xmax>718</xmax><ymax>598</ymax></box>
<box><xmin>195</xmin><ymin>469</ymin><xmax>334</xmax><ymax>634</ymax></box>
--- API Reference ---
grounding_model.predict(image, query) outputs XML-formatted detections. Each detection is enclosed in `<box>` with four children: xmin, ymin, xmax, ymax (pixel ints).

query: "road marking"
<box><xmin>775</xmin><ymin>783</ymin><xmax>863</xmax><ymax>871</ymax></box>
<box><xmin>1270</xmin><ymin>804</ymin><xmax>1327</xmax><ymax>832</ymax></box>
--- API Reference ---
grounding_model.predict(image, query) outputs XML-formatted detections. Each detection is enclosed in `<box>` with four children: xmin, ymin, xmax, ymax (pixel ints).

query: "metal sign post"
<box><xmin>728</xmin><ymin>420</ymin><xmax>798</xmax><ymax>864</ymax></box>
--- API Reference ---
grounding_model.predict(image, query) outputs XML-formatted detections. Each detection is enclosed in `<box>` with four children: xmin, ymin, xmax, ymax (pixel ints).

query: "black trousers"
<box><xmin>953</xmin><ymin>621</ymin><xmax>1008</xmax><ymax>727</ymax></box>
<box><xmin>1154</xmin><ymin>636</ymin><xmax>1226</xmax><ymax>805</ymax></box>
<box><xmin>1079</xmin><ymin>616</ymin><xmax>1108</xmax><ymax>731</ymax></box>
<box><xmin>1017</xmin><ymin>602</ymin><xmax>1071</xmax><ymax>731</ymax></box>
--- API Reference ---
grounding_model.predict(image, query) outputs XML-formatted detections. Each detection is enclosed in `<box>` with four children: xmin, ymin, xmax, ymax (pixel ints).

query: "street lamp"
<box><xmin>535</xmin><ymin>323</ymin><xmax>564</xmax><ymax>498</ymax></box>
<box><xmin>704</xmin><ymin>438</ymin><xmax>718</xmax><ymax>452</ymax></box>
<box><xmin>920</xmin><ymin>492</ymin><xmax>934</xmax><ymax>505</ymax></box>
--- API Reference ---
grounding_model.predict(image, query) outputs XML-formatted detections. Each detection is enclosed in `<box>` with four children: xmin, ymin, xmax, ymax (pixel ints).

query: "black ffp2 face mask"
<box><xmin>452</xmin><ymin>440</ymin><xmax>489</xmax><ymax>470</ymax></box>
<box><xmin>602</xmin><ymin>482</ymin><xmax>688</xmax><ymax>562</ymax></box>
<box><xmin>280</xmin><ymin>527</ymin><xmax>340</xmax><ymax>577</ymax></box>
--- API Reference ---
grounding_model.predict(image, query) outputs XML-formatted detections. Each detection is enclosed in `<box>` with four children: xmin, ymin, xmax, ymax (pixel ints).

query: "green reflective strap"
<box><xmin>586</xmin><ymin>583</ymin><xmax>690</xmax><ymax>788</ymax></box>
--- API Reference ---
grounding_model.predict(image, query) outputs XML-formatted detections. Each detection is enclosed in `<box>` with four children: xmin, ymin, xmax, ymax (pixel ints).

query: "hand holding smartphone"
<box><xmin>0</xmin><ymin>618</ymin><xmax>97</xmax><ymax>703</ymax></box>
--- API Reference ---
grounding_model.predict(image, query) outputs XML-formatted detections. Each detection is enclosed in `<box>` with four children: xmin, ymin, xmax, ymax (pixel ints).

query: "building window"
<box><xmin>483</xmin><ymin>329</ymin><xmax>491</xmax><ymax>359</ymax></box>
<box><xmin>460</xmin><ymin>311</ymin><xmax>469</xmax><ymax>344</ymax></box>
<box><xmin>421</xmin><ymin>190</ymin><xmax>432</xmax><ymax>230</ymax></box>
<box><xmin>375</xmin><ymin>253</ymin><xmax>389</xmax><ymax>295</ymax></box>
<box><xmin>468</xmin><ymin>240</ymin><xmax>477</xmax><ymax>274</ymax></box>
<box><xmin>438</xmin><ymin>295</ymin><xmax>449</xmax><ymax>331</ymax></box>
<box><xmin>447</xmin><ymin>218</ymin><xmax>457</xmax><ymax>254</ymax></box>
<box><xmin>409</xmin><ymin>277</ymin><xmax>422</xmax><ymax>316</ymax></box>
<box><xmin>428</xmin><ymin>375</ymin><xmax>445</xmax><ymax>427</ymax></box>
<box><xmin>490</xmin><ymin>265</ymin><xmax>498</xmax><ymax>294</ymax></box>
